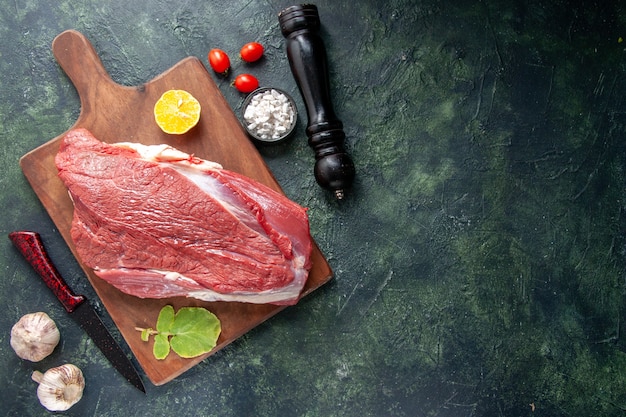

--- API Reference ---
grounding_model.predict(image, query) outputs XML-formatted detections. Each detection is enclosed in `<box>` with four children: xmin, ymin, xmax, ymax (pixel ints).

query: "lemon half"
<box><xmin>154</xmin><ymin>89</ymin><xmax>201</xmax><ymax>135</ymax></box>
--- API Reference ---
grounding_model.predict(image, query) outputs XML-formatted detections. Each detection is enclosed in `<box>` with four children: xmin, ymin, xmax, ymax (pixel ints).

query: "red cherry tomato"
<box><xmin>240</xmin><ymin>42</ymin><xmax>264</xmax><ymax>63</ymax></box>
<box><xmin>208</xmin><ymin>49</ymin><xmax>230</xmax><ymax>75</ymax></box>
<box><xmin>233</xmin><ymin>74</ymin><xmax>259</xmax><ymax>93</ymax></box>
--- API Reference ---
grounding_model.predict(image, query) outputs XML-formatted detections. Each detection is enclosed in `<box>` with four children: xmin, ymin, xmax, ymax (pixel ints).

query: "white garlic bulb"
<box><xmin>10</xmin><ymin>312</ymin><xmax>60</xmax><ymax>362</ymax></box>
<box><xmin>32</xmin><ymin>364</ymin><xmax>85</xmax><ymax>411</ymax></box>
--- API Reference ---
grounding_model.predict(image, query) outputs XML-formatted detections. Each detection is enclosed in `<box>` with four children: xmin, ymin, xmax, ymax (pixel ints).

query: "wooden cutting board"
<box><xmin>18</xmin><ymin>30</ymin><xmax>333</xmax><ymax>386</ymax></box>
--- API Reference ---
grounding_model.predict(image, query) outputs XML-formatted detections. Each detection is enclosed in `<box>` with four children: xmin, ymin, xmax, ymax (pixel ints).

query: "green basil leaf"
<box><xmin>156</xmin><ymin>305</ymin><xmax>175</xmax><ymax>333</ymax></box>
<box><xmin>153</xmin><ymin>333</ymin><xmax>171</xmax><ymax>360</ymax></box>
<box><xmin>169</xmin><ymin>307</ymin><xmax>221</xmax><ymax>358</ymax></box>
<box><xmin>140</xmin><ymin>328</ymin><xmax>151</xmax><ymax>342</ymax></box>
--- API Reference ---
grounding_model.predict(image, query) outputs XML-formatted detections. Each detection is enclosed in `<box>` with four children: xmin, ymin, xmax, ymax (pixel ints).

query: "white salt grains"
<box><xmin>243</xmin><ymin>89</ymin><xmax>296</xmax><ymax>141</ymax></box>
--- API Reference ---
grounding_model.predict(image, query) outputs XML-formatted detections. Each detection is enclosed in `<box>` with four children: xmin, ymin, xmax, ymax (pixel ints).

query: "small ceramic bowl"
<box><xmin>241</xmin><ymin>87</ymin><xmax>298</xmax><ymax>144</ymax></box>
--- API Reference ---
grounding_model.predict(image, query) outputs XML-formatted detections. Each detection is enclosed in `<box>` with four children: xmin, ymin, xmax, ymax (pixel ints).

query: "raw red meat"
<box><xmin>55</xmin><ymin>128</ymin><xmax>312</xmax><ymax>305</ymax></box>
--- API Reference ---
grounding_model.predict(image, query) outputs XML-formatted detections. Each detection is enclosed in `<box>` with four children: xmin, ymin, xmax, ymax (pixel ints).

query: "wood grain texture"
<box><xmin>19</xmin><ymin>30</ymin><xmax>332</xmax><ymax>386</ymax></box>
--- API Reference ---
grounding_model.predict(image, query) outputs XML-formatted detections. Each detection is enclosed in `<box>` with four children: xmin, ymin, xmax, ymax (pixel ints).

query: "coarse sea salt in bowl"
<box><xmin>242</xmin><ymin>87</ymin><xmax>298</xmax><ymax>144</ymax></box>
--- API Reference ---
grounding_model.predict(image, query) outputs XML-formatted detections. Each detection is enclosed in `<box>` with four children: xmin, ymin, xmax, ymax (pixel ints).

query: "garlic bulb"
<box><xmin>10</xmin><ymin>312</ymin><xmax>60</xmax><ymax>362</ymax></box>
<box><xmin>32</xmin><ymin>364</ymin><xmax>85</xmax><ymax>411</ymax></box>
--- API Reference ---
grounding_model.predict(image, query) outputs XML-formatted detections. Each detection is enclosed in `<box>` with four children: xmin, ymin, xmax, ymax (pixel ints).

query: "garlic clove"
<box><xmin>10</xmin><ymin>312</ymin><xmax>61</xmax><ymax>362</ymax></box>
<box><xmin>32</xmin><ymin>364</ymin><xmax>85</xmax><ymax>411</ymax></box>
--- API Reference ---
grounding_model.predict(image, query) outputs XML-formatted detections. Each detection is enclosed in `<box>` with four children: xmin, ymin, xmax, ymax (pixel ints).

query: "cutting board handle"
<box><xmin>52</xmin><ymin>30</ymin><xmax>115</xmax><ymax>112</ymax></box>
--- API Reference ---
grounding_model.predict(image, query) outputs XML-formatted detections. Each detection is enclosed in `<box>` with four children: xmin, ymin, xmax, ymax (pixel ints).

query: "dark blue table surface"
<box><xmin>1</xmin><ymin>1</ymin><xmax>625</xmax><ymax>416</ymax></box>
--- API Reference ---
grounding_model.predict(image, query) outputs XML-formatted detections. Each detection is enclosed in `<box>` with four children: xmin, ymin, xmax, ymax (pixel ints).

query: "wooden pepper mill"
<box><xmin>279</xmin><ymin>4</ymin><xmax>355</xmax><ymax>200</ymax></box>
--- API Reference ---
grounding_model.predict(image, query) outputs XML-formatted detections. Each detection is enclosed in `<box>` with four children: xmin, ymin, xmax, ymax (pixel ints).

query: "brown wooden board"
<box><xmin>18</xmin><ymin>30</ymin><xmax>333</xmax><ymax>386</ymax></box>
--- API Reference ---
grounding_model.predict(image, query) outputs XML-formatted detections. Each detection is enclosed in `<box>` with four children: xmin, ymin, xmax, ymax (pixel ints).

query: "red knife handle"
<box><xmin>9</xmin><ymin>231</ymin><xmax>86</xmax><ymax>313</ymax></box>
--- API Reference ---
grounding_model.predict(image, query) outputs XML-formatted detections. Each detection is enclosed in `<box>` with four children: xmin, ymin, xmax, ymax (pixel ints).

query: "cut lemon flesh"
<box><xmin>154</xmin><ymin>89</ymin><xmax>201</xmax><ymax>134</ymax></box>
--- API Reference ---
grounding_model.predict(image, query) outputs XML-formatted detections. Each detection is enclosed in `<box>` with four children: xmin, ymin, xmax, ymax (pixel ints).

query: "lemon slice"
<box><xmin>154</xmin><ymin>89</ymin><xmax>201</xmax><ymax>134</ymax></box>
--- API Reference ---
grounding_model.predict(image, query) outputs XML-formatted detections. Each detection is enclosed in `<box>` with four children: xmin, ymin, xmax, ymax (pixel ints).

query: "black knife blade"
<box><xmin>8</xmin><ymin>231</ymin><xmax>145</xmax><ymax>393</ymax></box>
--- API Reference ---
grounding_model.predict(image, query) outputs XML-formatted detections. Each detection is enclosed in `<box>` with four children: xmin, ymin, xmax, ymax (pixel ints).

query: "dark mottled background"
<box><xmin>1</xmin><ymin>0</ymin><xmax>625</xmax><ymax>416</ymax></box>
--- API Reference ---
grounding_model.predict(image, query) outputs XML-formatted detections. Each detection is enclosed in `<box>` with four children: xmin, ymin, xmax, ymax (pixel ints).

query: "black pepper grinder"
<box><xmin>279</xmin><ymin>4</ymin><xmax>355</xmax><ymax>200</ymax></box>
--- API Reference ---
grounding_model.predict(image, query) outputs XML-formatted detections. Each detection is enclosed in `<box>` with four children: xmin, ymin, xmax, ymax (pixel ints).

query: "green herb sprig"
<box><xmin>136</xmin><ymin>305</ymin><xmax>221</xmax><ymax>360</ymax></box>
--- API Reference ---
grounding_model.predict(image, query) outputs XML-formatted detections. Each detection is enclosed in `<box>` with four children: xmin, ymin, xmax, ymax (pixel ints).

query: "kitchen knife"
<box><xmin>8</xmin><ymin>231</ymin><xmax>146</xmax><ymax>393</ymax></box>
